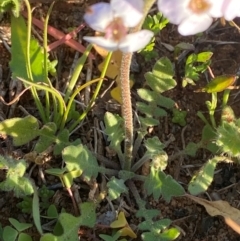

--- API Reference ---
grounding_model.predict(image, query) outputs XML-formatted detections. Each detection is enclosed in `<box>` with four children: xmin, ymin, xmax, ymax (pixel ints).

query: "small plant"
<box><xmin>1</xmin><ymin>218</ymin><xmax>33</xmax><ymax>241</ymax></box>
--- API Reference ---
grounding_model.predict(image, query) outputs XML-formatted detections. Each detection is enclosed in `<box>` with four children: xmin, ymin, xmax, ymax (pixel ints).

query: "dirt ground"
<box><xmin>1</xmin><ymin>1</ymin><xmax>240</xmax><ymax>241</ymax></box>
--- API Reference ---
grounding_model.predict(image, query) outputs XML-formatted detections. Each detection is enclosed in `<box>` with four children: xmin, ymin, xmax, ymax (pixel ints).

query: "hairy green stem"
<box><xmin>120</xmin><ymin>0</ymin><xmax>156</xmax><ymax>170</ymax></box>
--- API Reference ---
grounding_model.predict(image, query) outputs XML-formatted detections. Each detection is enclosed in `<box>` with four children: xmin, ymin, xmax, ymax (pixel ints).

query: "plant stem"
<box><xmin>23</xmin><ymin>0</ymin><xmax>47</xmax><ymax>123</ymax></box>
<box><xmin>120</xmin><ymin>0</ymin><xmax>156</xmax><ymax>170</ymax></box>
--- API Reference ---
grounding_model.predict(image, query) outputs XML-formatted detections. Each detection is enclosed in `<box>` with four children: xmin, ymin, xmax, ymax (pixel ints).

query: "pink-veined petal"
<box><xmin>83</xmin><ymin>36</ymin><xmax>118</xmax><ymax>51</ymax></box>
<box><xmin>158</xmin><ymin>0</ymin><xmax>191</xmax><ymax>24</ymax></box>
<box><xmin>118</xmin><ymin>30</ymin><xmax>154</xmax><ymax>52</ymax></box>
<box><xmin>178</xmin><ymin>14</ymin><xmax>213</xmax><ymax>35</ymax></box>
<box><xmin>111</xmin><ymin>0</ymin><xmax>144</xmax><ymax>27</ymax></box>
<box><xmin>84</xmin><ymin>3</ymin><xmax>113</xmax><ymax>32</ymax></box>
<box><xmin>223</xmin><ymin>0</ymin><xmax>240</xmax><ymax>20</ymax></box>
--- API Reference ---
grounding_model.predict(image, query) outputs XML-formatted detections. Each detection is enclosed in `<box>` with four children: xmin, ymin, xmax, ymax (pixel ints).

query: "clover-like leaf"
<box><xmin>141</xmin><ymin>228</ymin><xmax>180</xmax><ymax>241</ymax></box>
<box><xmin>0</xmin><ymin>116</ymin><xmax>39</xmax><ymax>146</ymax></box>
<box><xmin>9</xmin><ymin>218</ymin><xmax>32</xmax><ymax>232</ymax></box>
<box><xmin>62</xmin><ymin>144</ymin><xmax>99</xmax><ymax>181</ymax></box>
<box><xmin>40</xmin><ymin>202</ymin><xmax>96</xmax><ymax>241</ymax></box>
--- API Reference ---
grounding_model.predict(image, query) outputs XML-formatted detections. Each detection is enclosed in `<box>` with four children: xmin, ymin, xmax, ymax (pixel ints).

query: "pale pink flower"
<box><xmin>222</xmin><ymin>0</ymin><xmax>240</xmax><ymax>21</ymax></box>
<box><xmin>83</xmin><ymin>0</ymin><xmax>154</xmax><ymax>52</ymax></box>
<box><xmin>158</xmin><ymin>0</ymin><xmax>224</xmax><ymax>35</ymax></box>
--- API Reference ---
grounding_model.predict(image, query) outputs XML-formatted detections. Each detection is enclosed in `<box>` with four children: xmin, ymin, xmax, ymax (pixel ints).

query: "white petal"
<box><xmin>208</xmin><ymin>0</ymin><xmax>225</xmax><ymax>18</ymax></box>
<box><xmin>119</xmin><ymin>30</ymin><xmax>154</xmax><ymax>52</ymax></box>
<box><xmin>111</xmin><ymin>0</ymin><xmax>144</xmax><ymax>27</ymax></box>
<box><xmin>178</xmin><ymin>14</ymin><xmax>213</xmax><ymax>35</ymax></box>
<box><xmin>223</xmin><ymin>0</ymin><xmax>240</xmax><ymax>20</ymax></box>
<box><xmin>83</xmin><ymin>36</ymin><xmax>118</xmax><ymax>51</ymax></box>
<box><xmin>158</xmin><ymin>0</ymin><xmax>191</xmax><ymax>24</ymax></box>
<box><xmin>84</xmin><ymin>3</ymin><xmax>113</xmax><ymax>32</ymax></box>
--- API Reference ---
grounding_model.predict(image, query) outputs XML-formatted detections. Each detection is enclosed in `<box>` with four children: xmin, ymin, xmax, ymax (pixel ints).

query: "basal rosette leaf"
<box><xmin>104</xmin><ymin>112</ymin><xmax>124</xmax><ymax>157</ymax></box>
<box><xmin>0</xmin><ymin>157</ymin><xmax>33</xmax><ymax>197</ymax></box>
<box><xmin>188</xmin><ymin>157</ymin><xmax>219</xmax><ymax>195</ymax></box>
<box><xmin>62</xmin><ymin>144</ymin><xmax>100</xmax><ymax>181</ymax></box>
<box><xmin>144</xmin><ymin>57</ymin><xmax>176</xmax><ymax>93</ymax></box>
<box><xmin>107</xmin><ymin>177</ymin><xmax>128</xmax><ymax>200</ymax></box>
<box><xmin>144</xmin><ymin>167</ymin><xmax>184</xmax><ymax>202</ymax></box>
<box><xmin>216</xmin><ymin>121</ymin><xmax>240</xmax><ymax>158</ymax></box>
<box><xmin>40</xmin><ymin>202</ymin><xmax>96</xmax><ymax>241</ymax></box>
<box><xmin>0</xmin><ymin>116</ymin><xmax>39</xmax><ymax>146</ymax></box>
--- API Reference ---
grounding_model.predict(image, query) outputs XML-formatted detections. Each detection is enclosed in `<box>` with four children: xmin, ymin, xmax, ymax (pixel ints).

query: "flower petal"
<box><xmin>178</xmin><ymin>14</ymin><xmax>213</xmax><ymax>35</ymax></box>
<box><xmin>84</xmin><ymin>3</ymin><xmax>113</xmax><ymax>32</ymax></box>
<box><xmin>222</xmin><ymin>0</ymin><xmax>240</xmax><ymax>20</ymax></box>
<box><xmin>83</xmin><ymin>36</ymin><xmax>118</xmax><ymax>51</ymax></box>
<box><xmin>158</xmin><ymin>0</ymin><xmax>190</xmax><ymax>24</ymax></box>
<box><xmin>119</xmin><ymin>30</ymin><xmax>154</xmax><ymax>52</ymax></box>
<box><xmin>111</xmin><ymin>0</ymin><xmax>144</xmax><ymax>27</ymax></box>
<box><xmin>208</xmin><ymin>0</ymin><xmax>225</xmax><ymax>18</ymax></box>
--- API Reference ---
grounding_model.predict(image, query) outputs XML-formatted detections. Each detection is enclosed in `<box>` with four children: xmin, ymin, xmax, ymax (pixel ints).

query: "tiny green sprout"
<box><xmin>17</xmin><ymin>196</ymin><xmax>33</xmax><ymax>214</ymax></box>
<box><xmin>172</xmin><ymin>109</ymin><xmax>187</xmax><ymax>126</ymax></box>
<box><xmin>38</xmin><ymin>185</ymin><xmax>54</xmax><ymax>202</ymax></box>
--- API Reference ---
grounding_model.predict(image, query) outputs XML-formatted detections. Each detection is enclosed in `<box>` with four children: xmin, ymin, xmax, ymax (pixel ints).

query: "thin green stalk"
<box><xmin>23</xmin><ymin>0</ymin><xmax>47</xmax><ymax>123</ymax></box>
<box><xmin>209</xmin><ymin>92</ymin><xmax>217</xmax><ymax>128</ymax></box>
<box><xmin>120</xmin><ymin>0</ymin><xmax>156</xmax><ymax>171</ymax></box>
<box><xmin>222</xmin><ymin>89</ymin><xmax>231</xmax><ymax>107</ymax></box>
<box><xmin>43</xmin><ymin>2</ymin><xmax>56</xmax><ymax>122</ymax></box>
<box><xmin>17</xmin><ymin>77</ymin><xmax>66</xmax><ymax>119</ymax></box>
<box><xmin>69</xmin><ymin>52</ymin><xmax>112</xmax><ymax>132</ymax></box>
<box><xmin>60</xmin><ymin>78</ymin><xmax>104</xmax><ymax>130</ymax></box>
<box><xmin>64</xmin><ymin>44</ymin><xmax>93</xmax><ymax>102</ymax></box>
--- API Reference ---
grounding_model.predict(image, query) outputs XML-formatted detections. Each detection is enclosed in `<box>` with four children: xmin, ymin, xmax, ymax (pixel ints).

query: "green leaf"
<box><xmin>141</xmin><ymin>227</ymin><xmax>180</xmax><ymax>241</ymax></box>
<box><xmin>144</xmin><ymin>137</ymin><xmax>168</xmax><ymax>171</ymax></box>
<box><xmin>40</xmin><ymin>202</ymin><xmax>96</xmax><ymax>241</ymax></box>
<box><xmin>47</xmin><ymin>204</ymin><xmax>58</xmax><ymax>219</ymax></box>
<box><xmin>3</xmin><ymin>226</ymin><xmax>18</xmax><ymax>241</ymax></box>
<box><xmin>185</xmin><ymin>142</ymin><xmax>198</xmax><ymax>157</ymax></box>
<box><xmin>18</xmin><ymin>233</ymin><xmax>32</xmax><ymax>241</ymax></box>
<box><xmin>139</xmin><ymin>116</ymin><xmax>159</xmax><ymax>127</ymax></box>
<box><xmin>145</xmin><ymin>57</ymin><xmax>176</xmax><ymax>93</ymax></box>
<box><xmin>9</xmin><ymin>218</ymin><xmax>32</xmax><ymax>232</ymax></box>
<box><xmin>136</xmin><ymin>102</ymin><xmax>167</xmax><ymax>118</ymax></box>
<box><xmin>53</xmin><ymin>129</ymin><xmax>81</xmax><ymax>155</ymax></box>
<box><xmin>203</xmin><ymin>75</ymin><xmax>237</xmax><ymax>93</ymax></box>
<box><xmin>216</xmin><ymin>121</ymin><xmax>240</xmax><ymax>158</ymax></box>
<box><xmin>0</xmin><ymin>157</ymin><xmax>33</xmax><ymax>197</ymax></box>
<box><xmin>35</xmin><ymin>122</ymin><xmax>57</xmax><ymax>153</ymax></box>
<box><xmin>62</xmin><ymin>144</ymin><xmax>99</xmax><ymax>181</ymax></box>
<box><xmin>200</xmin><ymin>124</ymin><xmax>218</xmax><ymax>154</ymax></box>
<box><xmin>107</xmin><ymin>177</ymin><xmax>128</xmax><ymax>200</ymax></box>
<box><xmin>32</xmin><ymin>183</ymin><xmax>43</xmax><ymax>236</ymax></box>
<box><xmin>0</xmin><ymin>0</ymin><xmax>21</xmax><ymax>17</ymax></box>
<box><xmin>188</xmin><ymin>157</ymin><xmax>219</xmax><ymax>195</ymax></box>
<box><xmin>137</xmin><ymin>89</ymin><xmax>175</xmax><ymax>109</ymax></box>
<box><xmin>104</xmin><ymin>112</ymin><xmax>124</xmax><ymax>157</ymax></box>
<box><xmin>138</xmin><ymin>219</ymin><xmax>171</xmax><ymax>232</ymax></box>
<box><xmin>10</xmin><ymin>15</ymin><xmax>45</xmax><ymax>82</ymax></box>
<box><xmin>144</xmin><ymin>167</ymin><xmax>184</xmax><ymax>202</ymax></box>
<box><xmin>0</xmin><ymin>116</ymin><xmax>39</xmax><ymax>146</ymax></box>
<box><xmin>99</xmin><ymin>232</ymin><xmax>121</xmax><ymax>241</ymax></box>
